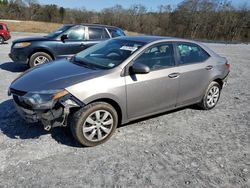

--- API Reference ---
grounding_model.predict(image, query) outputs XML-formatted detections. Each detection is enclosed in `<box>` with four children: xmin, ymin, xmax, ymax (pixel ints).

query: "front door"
<box><xmin>125</xmin><ymin>43</ymin><xmax>179</xmax><ymax>120</ymax></box>
<box><xmin>56</xmin><ymin>25</ymin><xmax>87</xmax><ymax>58</ymax></box>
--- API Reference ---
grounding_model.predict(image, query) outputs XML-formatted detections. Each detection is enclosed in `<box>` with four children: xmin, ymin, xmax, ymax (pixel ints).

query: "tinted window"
<box><xmin>177</xmin><ymin>43</ymin><xmax>210</xmax><ymax>65</ymax></box>
<box><xmin>0</xmin><ymin>25</ymin><xmax>3</xmax><ymax>30</ymax></box>
<box><xmin>66</xmin><ymin>26</ymin><xmax>85</xmax><ymax>40</ymax></box>
<box><xmin>134</xmin><ymin>43</ymin><xmax>175</xmax><ymax>71</ymax></box>
<box><xmin>89</xmin><ymin>27</ymin><xmax>109</xmax><ymax>40</ymax></box>
<box><xmin>108</xmin><ymin>28</ymin><xmax>125</xmax><ymax>38</ymax></box>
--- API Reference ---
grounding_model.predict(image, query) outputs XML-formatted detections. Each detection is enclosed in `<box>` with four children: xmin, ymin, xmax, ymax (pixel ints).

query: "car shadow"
<box><xmin>119</xmin><ymin>104</ymin><xmax>201</xmax><ymax>128</ymax></box>
<box><xmin>0</xmin><ymin>42</ymin><xmax>9</xmax><ymax>45</ymax></box>
<box><xmin>0</xmin><ymin>99</ymin><xmax>201</xmax><ymax>147</ymax></box>
<box><xmin>0</xmin><ymin>62</ymin><xmax>28</xmax><ymax>73</ymax></box>
<box><xmin>0</xmin><ymin>99</ymin><xmax>81</xmax><ymax>147</ymax></box>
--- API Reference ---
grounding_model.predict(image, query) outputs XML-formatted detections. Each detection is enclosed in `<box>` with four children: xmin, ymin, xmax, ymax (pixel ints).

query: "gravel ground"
<box><xmin>0</xmin><ymin>33</ymin><xmax>249</xmax><ymax>188</ymax></box>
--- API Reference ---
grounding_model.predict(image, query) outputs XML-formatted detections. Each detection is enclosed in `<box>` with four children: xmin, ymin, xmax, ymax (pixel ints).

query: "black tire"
<box><xmin>199</xmin><ymin>81</ymin><xmax>221</xmax><ymax>110</ymax></box>
<box><xmin>70</xmin><ymin>102</ymin><xmax>118</xmax><ymax>147</ymax></box>
<box><xmin>0</xmin><ymin>36</ymin><xmax>4</xmax><ymax>44</ymax></box>
<box><xmin>29</xmin><ymin>52</ymin><xmax>52</xmax><ymax>68</ymax></box>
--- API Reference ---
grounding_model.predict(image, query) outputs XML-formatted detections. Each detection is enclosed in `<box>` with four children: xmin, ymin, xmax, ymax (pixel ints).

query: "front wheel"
<box><xmin>29</xmin><ymin>52</ymin><xmax>52</xmax><ymax>68</ymax></box>
<box><xmin>70</xmin><ymin>102</ymin><xmax>118</xmax><ymax>147</ymax></box>
<box><xmin>199</xmin><ymin>81</ymin><xmax>221</xmax><ymax>110</ymax></box>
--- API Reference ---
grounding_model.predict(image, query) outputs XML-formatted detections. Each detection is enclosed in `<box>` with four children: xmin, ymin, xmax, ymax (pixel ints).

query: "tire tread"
<box><xmin>70</xmin><ymin>102</ymin><xmax>118</xmax><ymax>147</ymax></box>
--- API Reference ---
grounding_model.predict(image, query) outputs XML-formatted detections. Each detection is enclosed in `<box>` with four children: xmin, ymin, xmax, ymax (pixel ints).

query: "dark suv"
<box><xmin>9</xmin><ymin>24</ymin><xmax>125</xmax><ymax>67</ymax></box>
<box><xmin>0</xmin><ymin>23</ymin><xmax>11</xmax><ymax>44</ymax></box>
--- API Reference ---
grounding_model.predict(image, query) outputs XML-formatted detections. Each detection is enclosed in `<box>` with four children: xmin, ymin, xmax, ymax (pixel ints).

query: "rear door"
<box><xmin>125</xmin><ymin>42</ymin><xmax>179</xmax><ymax>120</ymax></box>
<box><xmin>56</xmin><ymin>25</ymin><xmax>87</xmax><ymax>58</ymax></box>
<box><xmin>174</xmin><ymin>42</ymin><xmax>213</xmax><ymax>106</ymax></box>
<box><xmin>86</xmin><ymin>27</ymin><xmax>110</xmax><ymax>44</ymax></box>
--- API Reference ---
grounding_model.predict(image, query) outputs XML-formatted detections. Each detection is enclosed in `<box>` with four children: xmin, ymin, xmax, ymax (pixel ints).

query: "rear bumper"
<box><xmin>4</xmin><ymin>35</ymin><xmax>11</xmax><ymax>41</ymax></box>
<box><xmin>222</xmin><ymin>73</ymin><xmax>229</xmax><ymax>87</ymax></box>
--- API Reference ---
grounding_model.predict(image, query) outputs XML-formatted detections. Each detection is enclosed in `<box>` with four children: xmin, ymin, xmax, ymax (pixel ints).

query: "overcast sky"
<box><xmin>38</xmin><ymin>0</ymin><xmax>249</xmax><ymax>11</ymax></box>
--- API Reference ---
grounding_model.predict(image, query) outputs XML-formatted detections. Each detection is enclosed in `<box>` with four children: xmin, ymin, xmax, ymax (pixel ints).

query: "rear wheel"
<box><xmin>70</xmin><ymin>102</ymin><xmax>118</xmax><ymax>147</ymax></box>
<box><xmin>0</xmin><ymin>36</ymin><xmax>4</xmax><ymax>44</ymax></box>
<box><xmin>29</xmin><ymin>52</ymin><xmax>52</xmax><ymax>68</ymax></box>
<box><xmin>199</xmin><ymin>81</ymin><xmax>221</xmax><ymax>110</ymax></box>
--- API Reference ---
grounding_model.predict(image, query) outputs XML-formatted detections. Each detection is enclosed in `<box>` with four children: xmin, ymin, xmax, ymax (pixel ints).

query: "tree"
<box><xmin>0</xmin><ymin>0</ymin><xmax>249</xmax><ymax>42</ymax></box>
<box><xmin>59</xmin><ymin>7</ymin><xmax>65</xmax><ymax>23</ymax></box>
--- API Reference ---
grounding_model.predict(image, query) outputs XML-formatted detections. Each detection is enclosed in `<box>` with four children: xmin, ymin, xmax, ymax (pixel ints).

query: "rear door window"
<box><xmin>0</xmin><ymin>25</ymin><xmax>3</xmax><ymax>30</ymax></box>
<box><xmin>176</xmin><ymin>43</ymin><xmax>210</xmax><ymax>65</ymax></box>
<box><xmin>88</xmin><ymin>27</ymin><xmax>109</xmax><ymax>40</ymax></box>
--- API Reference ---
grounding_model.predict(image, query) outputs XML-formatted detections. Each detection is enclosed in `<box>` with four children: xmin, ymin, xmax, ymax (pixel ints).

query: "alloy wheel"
<box><xmin>34</xmin><ymin>56</ymin><xmax>49</xmax><ymax>66</ymax></box>
<box><xmin>206</xmin><ymin>85</ymin><xmax>220</xmax><ymax>108</ymax></box>
<box><xmin>82</xmin><ymin>110</ymin><xmax>114</xmax><ymax>142</ymax></box>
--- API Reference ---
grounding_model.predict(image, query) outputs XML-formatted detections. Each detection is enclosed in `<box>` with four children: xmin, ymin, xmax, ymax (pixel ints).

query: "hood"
<box><xmin>10</xmin><ymin>59</ymin><xmax>104</xmax><ymax>92</ymax></box>
<box><xmin>13</xmin><ymin>36</ymin><xmax>52</xmax><ymax>43</ymax></box>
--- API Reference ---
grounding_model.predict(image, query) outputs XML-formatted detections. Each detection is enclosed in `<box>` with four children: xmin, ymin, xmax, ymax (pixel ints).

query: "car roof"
<box><xmin>64</xmin><ymin>23</ymin><xmax>121</xmax><ymax>30</ymax></box>
<box><xmin>117</xmin><ymin>35</ymin><xmax>210</xmax><ymax>45</ymax></box>
<box><xmin>117</xmin><ymin>36</ymin><xmax>180</xmax><ymax>43</ymax></box>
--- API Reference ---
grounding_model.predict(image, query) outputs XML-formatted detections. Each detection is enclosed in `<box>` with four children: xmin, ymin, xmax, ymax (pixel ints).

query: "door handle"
<box><xmin>205</xmin><ymin>65</ymin><xmax>213</xmax><ymax>70</ymax></box>
<box><xmin>168</xmin><ymin>73</ymin><xmax>180</xmax><ymax>79</ymax></box>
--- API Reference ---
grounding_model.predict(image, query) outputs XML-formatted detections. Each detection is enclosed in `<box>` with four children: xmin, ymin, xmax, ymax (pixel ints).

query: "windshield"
<box><xmin>73</xmin><ymin>39</ymin><xmax>145</xmax><ymax>69</ymax></box>
<box><xmin>47</xmin><ymin>25</ymin><xmax>71</xmax><ymax>38</ymax></box>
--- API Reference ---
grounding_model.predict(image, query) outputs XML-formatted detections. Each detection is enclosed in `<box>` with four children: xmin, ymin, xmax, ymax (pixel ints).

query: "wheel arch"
<box><xmin>89</xmin><ymin>98</ymin><xmax>123</xmax><ymax>125</ymax></box>
<box><xmin>200</xmin><ymin>76</ymin><xmax>224</xmax><ymax>101</ymax></box>
<box><xmin>28</xmin><ymin>48</ymin><xmax>55</xmax><ymax>60</ymax></box>
<box><xmin>213</xmin><ymin>78</ymin><xmax>223</xmax><ymax>89</ymax></box>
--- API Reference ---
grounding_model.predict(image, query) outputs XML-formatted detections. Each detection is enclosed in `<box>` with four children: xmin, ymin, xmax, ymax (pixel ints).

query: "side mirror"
<box><xmin>130</xmin><ymin>63</ymin><xmax>150</xmax><ymax>74</ymax></box>
<box><xmin>61</xmin><ymin>34</ymin><xmax>68</xmax><ymax>43</ymax></box>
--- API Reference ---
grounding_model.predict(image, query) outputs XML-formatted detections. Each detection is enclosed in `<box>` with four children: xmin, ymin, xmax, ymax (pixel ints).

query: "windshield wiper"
<box><xmin>72</xmin><ymin>57</ymin><xmax>99</xmax><ymax>70</ymax></box>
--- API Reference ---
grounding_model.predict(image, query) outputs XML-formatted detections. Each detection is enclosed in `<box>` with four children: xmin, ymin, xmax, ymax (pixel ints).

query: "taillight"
<box><xmin>225</xmin><ymin>61</ymin><xmax>230</xmax><ymax>70</ymax></box>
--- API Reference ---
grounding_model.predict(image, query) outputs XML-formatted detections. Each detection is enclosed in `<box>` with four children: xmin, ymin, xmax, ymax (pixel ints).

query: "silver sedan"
<box><xmin>9</xmin><ymin>36</ymin><xmax>230</xmax><ymax>147</ymax></box>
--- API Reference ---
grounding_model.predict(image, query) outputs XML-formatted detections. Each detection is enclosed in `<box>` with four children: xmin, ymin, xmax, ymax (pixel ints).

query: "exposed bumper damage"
<box><xmin>12</xmin><ymin>93</ymin><xmax>83</xmax><ymax>131</ymax></box>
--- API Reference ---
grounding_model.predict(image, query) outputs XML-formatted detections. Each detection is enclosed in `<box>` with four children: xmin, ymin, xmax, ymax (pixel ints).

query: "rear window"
<box><xmin>108</xmin><ymin>28</ymin><xmax>125</xmax><ymax>38</ymax></box>
<box><xmin>0</xmin><ymin>25</ymin><xmax>3</xmax><ymax>30</ymax></box>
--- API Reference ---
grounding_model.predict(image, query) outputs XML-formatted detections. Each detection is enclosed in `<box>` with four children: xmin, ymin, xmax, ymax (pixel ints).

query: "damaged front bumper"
<box><xmin>12</xmin><ymin>93</ymin><xmax>83</xmax><ymax>131</ymax></box>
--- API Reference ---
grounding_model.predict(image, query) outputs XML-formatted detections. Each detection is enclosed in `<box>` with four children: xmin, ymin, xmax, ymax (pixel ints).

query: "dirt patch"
<box><xmin>0</xmin><ymin>20</ymin><xmax>139</xmax><ymax>36</ymax></box>
<box><xmin>1</xmin><ymin>20</ymin><xmax>63</xmax><ymax>33</ymax></box>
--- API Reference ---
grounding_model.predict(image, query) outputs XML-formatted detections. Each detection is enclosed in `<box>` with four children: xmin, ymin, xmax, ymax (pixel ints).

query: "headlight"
<box><xmin>22</xmin><ymin>89</ymin><xmax>69</xmax><ymax>110</ymax></box>
<box><xmin>13</xmin><ymin>42</ymin><xmax>31</xmax><ymax>48</ymax></box>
